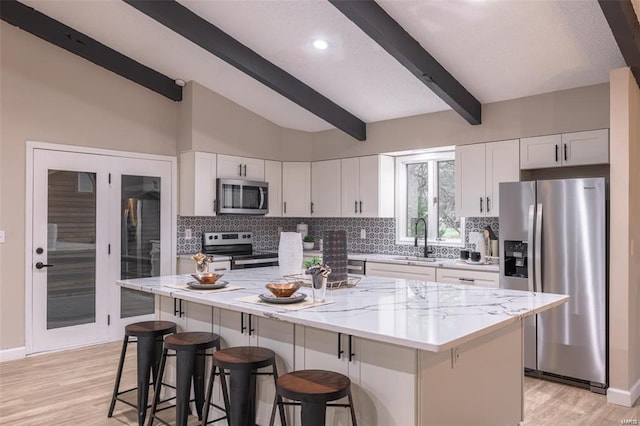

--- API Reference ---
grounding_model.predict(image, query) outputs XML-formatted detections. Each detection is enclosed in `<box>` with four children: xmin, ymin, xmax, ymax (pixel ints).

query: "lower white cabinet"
<box><xmin>366</xmin><ymin>262</ymin><xmax>436</xmax><ymax>282</ymax></box>
<box><xmin>158</xmin><ymin>295</ymin><xmax>213</xmax><ymax>332</ymax></box>
<box><xmin>214</xmin><ymin>308</ymin><xmax>294</xmax><ymax>426</ymax></box>
<box><xmin>435</xmin><ymin>268</ymin><xmax>499</xmax><ymax>288</ymax></box>
<box><xmin>295</xmin><ymin>326</ymin><xmax>416</xmax><ymax>426</ymax></box>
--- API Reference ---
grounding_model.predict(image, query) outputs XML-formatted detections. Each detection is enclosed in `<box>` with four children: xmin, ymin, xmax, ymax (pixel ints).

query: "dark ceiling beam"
<box><xmin>329</xmin><ymin>0</ymin><xmax>481</xmax><ymax>125</ymax></box>
<box><xmin>598</xmin><ymin>0</ymin><xmax>640</xmax><ymax>89</ymax></box>
<box><xmin>0</xmin><ymin>0</ymin><xmax>182</xmax><ymax>101</ymax></box>
<box><xmin>125</xmin><ymin>0</ymin><xmax>366</xmax><ymax>141</ymax></box>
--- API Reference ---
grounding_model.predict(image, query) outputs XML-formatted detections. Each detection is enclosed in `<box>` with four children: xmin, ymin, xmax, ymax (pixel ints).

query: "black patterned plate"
<box><xmin>187</xmin><ymin>280</ymin><xmax>229</xmax><ymax>290</ymax></box>
<box><xmin>258</xmin><ymin>292</ymin><xmax>307</xmax><ymax>304</ymax></box>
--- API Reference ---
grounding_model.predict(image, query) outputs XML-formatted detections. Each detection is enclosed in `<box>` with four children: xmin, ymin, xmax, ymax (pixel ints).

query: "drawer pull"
<box><xmin>458</xmin><ymin>278</ymin><xmax>475</xmax><ymax>283</ymax></box>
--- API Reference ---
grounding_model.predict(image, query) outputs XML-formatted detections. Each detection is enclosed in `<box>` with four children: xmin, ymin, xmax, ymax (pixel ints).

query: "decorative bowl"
<box><xmin>265</xmin><ymin>282</ymin><xmax>301</xmax><ymax>298</ymax></box>
<box><xmin>191</xmin><ymin>273</ymin><xmax>224</xmax><ymax>284</ymax></box>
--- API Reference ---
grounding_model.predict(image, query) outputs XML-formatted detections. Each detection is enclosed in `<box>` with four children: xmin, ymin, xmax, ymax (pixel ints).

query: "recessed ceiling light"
<box><xmin>313</xmin><ymin>39</ymin><xmax>329</xmax><ymax>50</ymax></box>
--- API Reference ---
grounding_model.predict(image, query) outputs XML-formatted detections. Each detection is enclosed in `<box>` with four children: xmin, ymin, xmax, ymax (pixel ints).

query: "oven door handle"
<box><xmin>233</xmin><ymin>257</ymin><xmax>279</xmax><ymax>266</ymax></box>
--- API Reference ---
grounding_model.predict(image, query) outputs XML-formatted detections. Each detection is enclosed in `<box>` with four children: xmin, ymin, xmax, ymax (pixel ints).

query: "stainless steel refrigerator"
<box><xmin>499</xmin><ymin>178</ymin><xmax>607</xmax><ymax>393</ymax></box>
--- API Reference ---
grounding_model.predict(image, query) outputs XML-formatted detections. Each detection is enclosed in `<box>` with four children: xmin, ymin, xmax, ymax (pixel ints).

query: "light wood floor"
<box><xmin>1</xmin><ymin>342</ymin><xmax>638</xmax><ymax>425</ymax></box>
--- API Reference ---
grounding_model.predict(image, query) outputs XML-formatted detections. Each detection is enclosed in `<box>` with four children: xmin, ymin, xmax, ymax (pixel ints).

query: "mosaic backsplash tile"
<box><xmin>177</xmin><ymin>216</ymin><xmax>499</xmax><ymax>259</ymax></box>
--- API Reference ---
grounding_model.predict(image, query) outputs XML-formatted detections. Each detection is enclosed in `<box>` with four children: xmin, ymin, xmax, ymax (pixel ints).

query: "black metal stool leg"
<box><xmin>148</xmin><ymin>348</ymin><xmax>168</xmax><ymax>426</ymax></box>
<box><xmin>229</xmin><ymin>369</ymin><xmax>254</xmax><ymax>426</ymax></box>
<box><xmin>348</xmin><ymin>390</ymin><xmax>357</xmax><ymax>426</ymax></box>
<box><xmin>300</xmin><ymin>402</ymin><xmax>326</xmax><ymax>426</ymax></box>
<box><xmin>272</xmin><ymin>362</ymin><xmax>287</xmax><ymax>426</ymax></box>
<box><xmin>201</xmin><ymin>362</ymin><xmax>216</xmax><ymax>425</ymax></box>
<box><xmin>136</xmin><ymin>335</ymin><xmax>155</xmax><ymax>426</ymax></box>
<box><xmin>108</xmin><ymin>335</ymin><xmax>129</xmax><ymax>417</ymax></box>
<box><xmin>193</xmin><ymin>349</ymin><xmax>206</xmax><ymax>420</ymax></box>
<box><xmin>176</xmin><ymin>350</ymin><xmax>196</xmax><ymax>426</ymax></box>
<box><xmin>151</xmin><ymin>336</ymin><xmax>164</xmax><ymax>391</ymax></box>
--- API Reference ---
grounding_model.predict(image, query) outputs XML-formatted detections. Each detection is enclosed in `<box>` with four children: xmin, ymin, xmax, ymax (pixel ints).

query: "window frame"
<box><xmin>395</xmin><ymin>150</ymin><xmax>465</xmax><ymax>247</ymax></box>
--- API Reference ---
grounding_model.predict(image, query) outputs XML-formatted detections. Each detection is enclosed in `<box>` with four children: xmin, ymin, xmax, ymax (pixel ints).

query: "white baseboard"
<box><xmin>608</xmin><ymin>377</ymin><xmax>640</xmax><ymax>407</ymax></box>
<box><xmin>0</xmin><ymin>346</ymin><xmax>26</xmax><ymax>363</ymax></box>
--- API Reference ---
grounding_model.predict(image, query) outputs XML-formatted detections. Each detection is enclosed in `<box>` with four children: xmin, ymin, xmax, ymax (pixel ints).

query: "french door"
<box><xmin>31</xmin><ymin>148</ymin><xmax>174</xmax><ymax>353</ymax></box>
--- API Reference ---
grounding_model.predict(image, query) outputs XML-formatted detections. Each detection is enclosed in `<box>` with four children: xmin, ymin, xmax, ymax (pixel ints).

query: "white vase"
<box><xmin>278</xmin><ymin>232</ymin><xmax>303</xmax><ymax>276</ymax></box>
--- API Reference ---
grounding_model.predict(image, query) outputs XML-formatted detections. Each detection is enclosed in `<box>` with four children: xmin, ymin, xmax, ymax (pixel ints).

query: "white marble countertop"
<box><xmin>118</xmin><ymin>267</ymin><xmax>567</xmax><ymax>353</ymax></box>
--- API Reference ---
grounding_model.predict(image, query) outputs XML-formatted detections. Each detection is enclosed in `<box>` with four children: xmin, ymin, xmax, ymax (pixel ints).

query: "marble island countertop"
<box><xmin>119</xmin><ymin>267</ymin><xmax>567</xmax><ymax>353</ymax></box>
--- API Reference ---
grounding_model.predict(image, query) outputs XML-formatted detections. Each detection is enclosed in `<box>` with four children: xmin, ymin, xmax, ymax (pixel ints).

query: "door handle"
<box><xmin>238</xmin><ymin>164</ymin><xmax>243</xmax><ymax>176</ymax></box>
<box><xmin>527</xmin><ymin>204</ymin><xmax>535</xmax><ymax>293</ymax></box>
<box><xmin>480</xmin><ymin>197</ymin><xmax>483</xmax><ymax>213</ymax></box>
<box><xmin>337</xmin><ymin>332</ymin><xmax>344</xmax><ymax>359</ymax></box>
<box><xmin>241</xmin><ymin>313</ymin><xmax>247</xmax><ymax>334</ymax></box>
<box><xmin>348</xmin><ymin>334</ymin><xmax>355</xmax><ymax>362</ymax></box>
<box><xmin>35</xmin><ymin>262</ymin><xmax>53</xmax><ymax>269</ymax></box>
<box><xmin>354</xmin><ymin>201</ymin><xmax>358</xmax><ymax>214</ymax></box>
<box><xmin>359</xmin><ymin>201</ymin><xmax>362</xmax><ymax>213</ymax></box>
<box><xmin>310</xmin><ymin>202</ymin><xmax>314</xmax><ymax>214</ymax></box>
<box><xmin>284</xmin><ymin>201</ymin><xmax>287</xmax><ymax>214</ymax></box>
<box><xmin>535</xmin><ymin>203</ymin><xmax>543</xmax><ymax>292</ymax></box>
<box><xmin>555</xmin><ymin>144</ymin><xmax>559</xmax><ymax>162</ymax></box>
<box><xmin>243</xmin><ymin>164</ymin><xmax>247</xmax><ymax>177</ymax></box>
<box><xmin>563</xmin><ymin>144</ymin><xmax>567</xmax><ymax>162</ymax></box>
<box><xmin>248</xmin><ymin>314</ymin><xmax>255</xmax><ymax>335</ymax></box>
<box><xmin>486</xmin><ymin>197</ymin><xmax>490</xmax><ymax>213</ymax></box>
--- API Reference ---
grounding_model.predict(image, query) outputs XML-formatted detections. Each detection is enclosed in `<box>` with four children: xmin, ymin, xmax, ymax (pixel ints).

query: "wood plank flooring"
<box><xmin>1</xmin><ymin>342</ymin><xmax>638</xmax><ymax>425</ymax></box>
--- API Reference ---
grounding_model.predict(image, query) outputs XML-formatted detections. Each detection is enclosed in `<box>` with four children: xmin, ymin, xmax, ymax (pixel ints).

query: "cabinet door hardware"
<box><xmin>248</xmin><ymin>314</ymin><xmax>255</xmax><ymax>336</ymax></box>
<box><xmin>243</xmin><ymin>164</ymin><xmax>247</xmax><ymax>177</ymax></box>
<box><xmin>486</xmin><ymin>197</ymin><xmax>490</xmax><ymax>213</ymax></box>
<box><xmin>35</xmin><ymin>262</ymin><xmax>53</xmax><ymax>269</ymax></box>
<box><xmin>179</xmin><ymin>299</ymin><xmax>184</xmax><ymax>317</ymax></box>
<box><xmin>174</xmin><ymin>298</ymin><xmax>179</xmax><ymax>316</ymax></box>
<box><xmin>238</xmin><ymin>164</ymin><xmax>243</xmax><ymax>177</ymax></box>
<box><xmin>359</xmin><ymin>201</ymin><xmax>362</xmax><ymax>213</ymax></box>
<box><xmin>348</xmin><ymin>334</ymin><xmax>355</xmax><ymax>362</ymax></box>
<box><xmin>284</xmin><ymin>202</ymin><xmax>287</xmax><ymax>214</ymax></box>
<box><xmin>458</xmin><ymin>278</ymin><xmax>475</xmax><ymax>283</ymax></box>
<box><xmin>241</xmin><ymin>313</ymin><xmax>247</xmax><ymax>334</ymax></box>
<box><xmin>311</xmin><ymin>202</ymin><xmax>314</xmax><ymax>214</ymax></box>
<box><xmin>564</xmin><ymin>144</ymin><xmax>568</xmax><ymax>162</ymax></box>
<box><xmin>337</xmin><ymin>332</ymin><xmax>344</xmax><ymax>359</ymax></box>
<box><xmin>555</xmin><ymin>144</ymin><xmax>559</xmax><ymax>162</ymax></box>
<box><xmin>354</xmin><ymin>201</ymin><xmax>358</xmax><ymax>214</ymax></box>
<box><xmin>480</xmin><ymin>197</ymin><xmax>483</xmax><ymax>213</ymax></box>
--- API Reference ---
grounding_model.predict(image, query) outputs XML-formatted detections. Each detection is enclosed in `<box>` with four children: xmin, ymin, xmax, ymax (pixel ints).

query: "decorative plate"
<box><xmin>258</xmin><ymin>292</ymin><xmax>307</xmax><ymax>304</ymax></box>
<box><xmin>464</xmin><ymin>259</ymin><xmax>484</xmax><ymax>265</ymax></box>
<box><xmin>187</xmin><ymin>280</ymin><xmax>229</xmax><ymax>290</ymax></box>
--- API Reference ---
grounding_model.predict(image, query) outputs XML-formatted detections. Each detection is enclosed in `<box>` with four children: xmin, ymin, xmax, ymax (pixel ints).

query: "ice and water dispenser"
<box><xmin>503</xmin><ymin>241</ymin><xmax>529</xmax><ymax>278</ymax></box>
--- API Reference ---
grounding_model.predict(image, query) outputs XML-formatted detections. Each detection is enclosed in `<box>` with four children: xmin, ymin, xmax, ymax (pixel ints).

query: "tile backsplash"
<box><xmin>178</xmin><ymin>216</ymin><xmax>498</xmax><ymax>258</ymax></box>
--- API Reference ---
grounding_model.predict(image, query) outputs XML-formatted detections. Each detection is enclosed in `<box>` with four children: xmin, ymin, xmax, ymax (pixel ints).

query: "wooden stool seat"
<box><xmin>213</xmin><ymin>346</ymin><xmax>276</xmax><ymax>370</ymax></box>
<box><xmin>271</xmin><ymin>369</ymin><xmax>357</xmax><ymax>426</ymax></box>
<box><xmin>164</xmin><ymin>331</ymin><xmax>220</xmax><ymax>352</ymax></box>
<box><xmin>108</xmin><ymin>320</ymin><xmax>177</xmax><ymax>426</ymax></box>
<box><xmin>277</xmin><ymin>370</ymin><xmax>351</xmax><ymax>403</ymax></box>
<box><xmin>125</xmin><ymin>320</ymin><xmax>176</xmax><ymax>337</ymax></box>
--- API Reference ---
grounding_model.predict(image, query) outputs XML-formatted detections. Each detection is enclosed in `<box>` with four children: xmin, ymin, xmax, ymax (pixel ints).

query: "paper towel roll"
<box><xmin>278</xmin><ymin>232</ymin><xmax>303</xmax><ymax>276</ymax></box>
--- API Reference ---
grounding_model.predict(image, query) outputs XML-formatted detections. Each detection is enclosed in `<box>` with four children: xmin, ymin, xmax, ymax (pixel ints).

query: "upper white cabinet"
<box><xmin>311</xmin><ymin>160</ymin><xmax>341</xmax><ymax>217</ymax></box>
<box><xmin>455</xmin><ymin>139</ymin><xmax>519</xmax><ymax>218</ymax></box>
<box><xmin>282</xmin><ymin>162</ymin><xmax>311</xmax><ymax>217</ymax></box>
<box><xmin>520</xmin><ymin>129</ymin><xmax>608</xmax><ymax>169</ymax></box>
<box><xmin>264</xmin><ymin>160</ymin><xmax>282</xmax><ymax>217</ymax></box>
<box><xmin>341</xmin><ymin>155</ymin><xmax>394</xmax><ymax>218</ymax></box>
<box><xmin>217</xmin><ymin>154</ymin><xmax>265</xmax><ymax>180</ymax></box>
<box><xmin>179</xmin><ymin>151</ymin><xmax>217</xmax><ymax>216</ymax></box>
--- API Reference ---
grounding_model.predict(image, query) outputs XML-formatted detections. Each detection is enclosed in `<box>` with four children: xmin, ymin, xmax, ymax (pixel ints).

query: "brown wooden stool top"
<box><xmin>277</xmin><ymin>370</ymin><xmax>351</xmax><ymax>403</ymax></box>
<box><xmin>125</xmin><ymin>320</ymin><xmax>176</xmax><ymax>337</ymax></box>
<box><xmin>213</xmin><ymin>346</ymin><xmax>276</xmax><ymax>371</ymax></box>
<box><xmin>164</xmin><ymin>332</ymin><xmax>221</xmax><ymax>352</ymax></box>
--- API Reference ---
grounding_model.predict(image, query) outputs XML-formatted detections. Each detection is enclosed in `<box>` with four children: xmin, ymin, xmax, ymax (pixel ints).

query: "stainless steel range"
<box><xmin>201</xmin><ymin>231</ymin><xmax>278</xmax><ymax>270</ymax></box>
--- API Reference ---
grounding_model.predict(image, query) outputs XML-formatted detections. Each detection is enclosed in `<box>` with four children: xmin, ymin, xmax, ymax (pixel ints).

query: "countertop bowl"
<box><xmin>191</xmin><ymin>273</ymin><xmax>224</xmax><ymax>284</ymax></box>
<box><xmin>266</xmin><ymin>282</ymin><xmax>301</xmax><ymax>298</ymax></box>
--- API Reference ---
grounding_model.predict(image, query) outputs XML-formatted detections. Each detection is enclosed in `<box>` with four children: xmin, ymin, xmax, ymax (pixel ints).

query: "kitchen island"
<box><xmin>118</xmin><ymin>267</ymin><xmax>568</xmax><ymax>425</ymax></box>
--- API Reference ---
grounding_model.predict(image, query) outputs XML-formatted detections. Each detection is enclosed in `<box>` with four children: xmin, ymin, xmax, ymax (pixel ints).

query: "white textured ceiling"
<box><xmin>20</xmin><ymin>0</ymin><xmax>626</xmax><ymax>133</ymax></box>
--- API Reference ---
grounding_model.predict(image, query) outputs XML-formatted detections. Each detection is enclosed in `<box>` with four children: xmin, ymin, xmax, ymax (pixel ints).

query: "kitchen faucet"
<box><xmin>414</xmin><ymin>217</ymin><xmax>433</xmax><ymax>258</ymax></box>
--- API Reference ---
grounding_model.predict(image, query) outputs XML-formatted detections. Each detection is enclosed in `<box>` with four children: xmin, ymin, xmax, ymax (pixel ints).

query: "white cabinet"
<box><xmin>179</xmin><ymin>151</ymin><xmax>217</xmax><ymax>216</ymax></box>
<box><xmin>265</xmin><ymin>160</ymin><xmax>282</xmax><ymax>217</ymax></box>
<box><xmin>282</xmin><ymin>162</ymin><xmax>311</xmax><ymax>217</ymax></box>
<box><xmin>176</xmin><ymin>256</ymin><xmax>230</xmax><ymax>274</ymax></box>
<box><xmin>217</xmin><ymin>154</ymin><xmax>265</xmax><ymax>180</ymax></box>
<box><xmin>341</xmin><ymin>155</ymin><xmax>394</xmax><ymax>218</ymax></box>
<box><xmin>455</xmin><ymin>139</ymin><xmax>519</xmax><ymax>217</ymax></box>
<box><xmin>157</xmin><ymin>295</ymin><xmax>213</xmax><ymax>332</ymax></box>
<box><xmin>366</xmin><ymin>262</ymin><xmax>436</xmax><ymax>282</ymax></box>
<box><xmin>520</xmin><ymin>129</ymin><xmax>609</xmax><ymax>169</ymax></box>
<box><xmin>295</xmin><ymin>326</ymin><xmax>416</xmax><ymax>426</ymax></box>
<box><xmin>215</xmin><ymin>308</ymin><xmax>294</xmax><ymax>426</ymax></box>
<box><xmin>311</xmin><ymin>159</ymin><xmax>341</xmax><ymax>217</ymax></box>
<box><xmin>435</xmin><ymin>268</ymin><xmax>499</xmax><ymax>288</ymax></box>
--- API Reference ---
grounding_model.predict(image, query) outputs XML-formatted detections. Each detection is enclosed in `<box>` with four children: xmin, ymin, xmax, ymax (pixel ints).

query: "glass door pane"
<box><xmin>120</xmin><ymin>175</ymin><xmax>158</xmax><ymax>318</ymax></box>
<box><xmin>47</xmin><ymin>171</ymin><xmax>97</xmax><ymax>329</ymax></box>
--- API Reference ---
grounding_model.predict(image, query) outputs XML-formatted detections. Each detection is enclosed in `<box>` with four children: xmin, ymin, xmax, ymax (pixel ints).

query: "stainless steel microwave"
<box><xmin>216</xmin><ymin>178</ymin><xmax>269</xmax><ymax>215</ymax></box>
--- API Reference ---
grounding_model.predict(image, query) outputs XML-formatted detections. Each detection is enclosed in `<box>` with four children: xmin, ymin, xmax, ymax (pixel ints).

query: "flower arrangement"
<box><xmin>191</xmin><ymin>253</ymin><xmax>212</xmax><ymax>273</ymax></box>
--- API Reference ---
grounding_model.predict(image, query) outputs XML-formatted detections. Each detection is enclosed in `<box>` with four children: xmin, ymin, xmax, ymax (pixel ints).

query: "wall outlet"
<box><xmin>0</xmin><ymin>230</ymin><xmax>4</xmax><ymax>243</ymax></box>
<box><xmin>360</xmin><ymin>229</ymin><xmax>366</xmax><ymax>239</ymax></box>
<box><xmin>184</xmin><ymin>228</ymin><xmax>192</xmax><ymax>240</ymax></box>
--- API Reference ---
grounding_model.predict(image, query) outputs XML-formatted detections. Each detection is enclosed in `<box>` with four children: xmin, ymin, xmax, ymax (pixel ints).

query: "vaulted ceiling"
<box><xmin>5</xmin><ymin>0</ymin><xmax>630</xmax><ymax>139</ymax></box>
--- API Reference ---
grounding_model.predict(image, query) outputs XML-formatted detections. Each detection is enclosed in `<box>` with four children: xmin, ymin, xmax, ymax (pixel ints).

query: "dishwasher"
<box><xmin>347</xmin><ymin>259</ymin><xmax>366</xmax><ymax>275</ymax></box>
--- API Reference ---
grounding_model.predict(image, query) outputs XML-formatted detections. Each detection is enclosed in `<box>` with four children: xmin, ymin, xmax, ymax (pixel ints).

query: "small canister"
<box><xmin>460</xmin><ymin>249</ymin><xmax>470</xmax><ymax>260</ymax></box>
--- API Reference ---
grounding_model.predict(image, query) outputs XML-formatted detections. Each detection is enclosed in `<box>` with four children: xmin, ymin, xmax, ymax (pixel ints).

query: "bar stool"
<box><xmin>212</xmin><ymin>346</ymin><xmax>286</xmax><ymax>426</ymax></box>
<box><xmin>108</xmin><ymin>320</ymin><xmax>177</xmax><ymax>426</ymax></box>
<box><xmin>270</xmin><ymin>370</ymin><xmax>357</xmax><ymax>426</ymax></box>
<box><xmin>148</xmin><ymin>332</ymin><xmax>229</xmax><ymax>426</ymax></box>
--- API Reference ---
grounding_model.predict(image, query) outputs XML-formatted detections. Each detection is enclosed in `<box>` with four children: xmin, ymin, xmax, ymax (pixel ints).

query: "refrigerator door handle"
<box><xmin>527</xmin><ymin>204</ymin><xmax>535</xmax><ymax>292</ymax></box>
<box><xmin>535</xmin><ymin>203</ymin><xmax>543</xmax><ymax>292</ymax></box>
